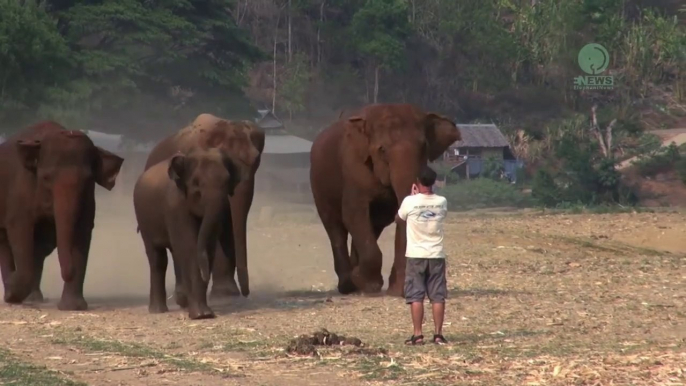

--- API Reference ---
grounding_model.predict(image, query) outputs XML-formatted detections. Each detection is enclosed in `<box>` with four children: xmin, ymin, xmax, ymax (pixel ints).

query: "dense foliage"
<box><xmin>1</xmin><ymin>0</ymin><xmax>684</xmax><ymax>208</ymax></box>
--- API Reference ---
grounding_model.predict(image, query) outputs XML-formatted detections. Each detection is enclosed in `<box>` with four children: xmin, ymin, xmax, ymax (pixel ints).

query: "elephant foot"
<box><xmin>4</xmin><ymin>276</ymin><xmax>31</xmax><ymax>304</ymax></box>
<box><xmin>337</xmin><ymin>278</ymin><xmax>358</xmax><ymax>295</ymax></box>
<box><xmin>209</xmin><ymin>283</ymin><xmax>241</xmax><ymax>299</ymax></box>
<box><xmin>26</xmin><ymin>289</ymin><xmax>46</xmax><ymax>303</ymax></box>
<box><xmin>175</xmin><ymin>289</ymin><xmax>188</xmax><ymax>309</ymax></box>
<box><xmin>386</xmin><ymin>281</ymin><xmax>405</xmax><ymax>297</ymax></box>
<box><xmin>188</xmin><ymin>304</ymin><xmax>216</xmax><ymax>320</ymax></box>
<box><xmin>57</xmin><ymin>295</ymin><xmax>88</xmax><ymax>311</ymax></box>
<box><xmin>350</xmin><ymin>268</ymin><xmax>383</xmax><ymax>294</ymax></box>
<box><xmin>4</xmin><ymin>288</ymin><xmax>30</xmax><ymax>304</ymax></box>
<box><xmin>148</xmin><ymin>301</ymin><xmax>169</xmax><ymax>314</ymax></box>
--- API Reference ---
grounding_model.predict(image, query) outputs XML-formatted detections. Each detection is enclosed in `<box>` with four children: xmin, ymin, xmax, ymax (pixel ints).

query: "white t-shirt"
<box><xmin>397</xmin><ymin>193</ymin><xmax>448</xmax><ymax>259</ymax></box>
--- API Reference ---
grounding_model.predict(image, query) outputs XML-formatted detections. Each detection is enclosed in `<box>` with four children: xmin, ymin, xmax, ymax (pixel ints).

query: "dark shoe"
<box><xmin>433</xmin><ymin>334</ymin><xmax>448</xmax><ymax>345</ymax></box>
<box><xmin>404</xmin><ymin>334</ymin><xmax>424</xmax><ymax>345</ymax></box>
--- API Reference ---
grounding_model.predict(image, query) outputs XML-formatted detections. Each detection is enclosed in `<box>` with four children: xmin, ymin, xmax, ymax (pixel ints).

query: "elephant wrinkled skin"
<box><xmin>309</xmin><ymin>103</ymin><xmax>461</xmax><ymax>297</ymax></box>
<box><xmin>0</xmin><ymin>121</ymin><xmax>124</xmax><ymax>310</ymax></box>
<box><xmin>134</xmin><ymin>149</ymin><xmax>237</xmax><ymax>319</ymax></box>
<box><xmin>143</xmin><ymin>113</ymin><xmax>264</xmax><ymax>302</ymax></box>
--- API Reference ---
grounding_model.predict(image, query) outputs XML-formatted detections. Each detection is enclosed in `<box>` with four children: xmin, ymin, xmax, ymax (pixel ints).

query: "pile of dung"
<box><xmin>286</xmin><ymin>328</ymin><xmax>367</xmax><ymax>356</ymax></box>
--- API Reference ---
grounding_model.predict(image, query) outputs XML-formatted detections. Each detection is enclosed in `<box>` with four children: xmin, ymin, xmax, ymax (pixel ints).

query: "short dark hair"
<box><xmin>417</xmin><ymin>165</ymin><xmax>437</xmax><ymax>187</ymax></box>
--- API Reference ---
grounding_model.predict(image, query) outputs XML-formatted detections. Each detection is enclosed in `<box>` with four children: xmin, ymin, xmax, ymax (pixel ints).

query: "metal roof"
<box><xmin>264</xmin><ymin>134</ymin><xmax>312</xmax><ymax>154</ymax></box>
<box><xmin>255</xmin><ymin>110</ymin><xmax>284</xmax><ymax>130</ymax></box>
<box><xmin>452</xmin><ymin>124</ymin><xmax>510</xmax><ymax>148</ymax></box>
<box><xmin>82</xmin><ymin>130</ymin><xmax>122</xmax><ymax>152</ymax></box>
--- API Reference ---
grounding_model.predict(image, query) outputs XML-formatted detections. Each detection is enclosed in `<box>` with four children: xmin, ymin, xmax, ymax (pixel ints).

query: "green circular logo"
<box><xmin>578</xmin><ymin>43</ymin><xmax>609</xmax><ymax>75</ymax></box>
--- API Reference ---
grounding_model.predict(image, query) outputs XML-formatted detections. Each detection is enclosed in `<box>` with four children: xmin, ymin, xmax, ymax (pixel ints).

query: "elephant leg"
<box><xmin>212</xmin><ymin>211</ymin><xmax>239</xmax><ymax>299</ymax></box>
<box><xmin>145</xmin><ymin>242</ymin><xmax>169</xmax><ymax>314</ymax></box>
<box><xmin>345</xmin><ymin>211</ymin><xmax>383</xmax><ymax>294</ymax></box>
<box><xmin>57</xmin><ymin>224</ymin><xmax>91</xmax><ymax>311</ymax></box>
<box><xmin>169</xmin><ymin>220</ymin><xmax>215</xmax><ymax>320</ymax></box>
<box><xmin>171</xmin><ymin>255</ymin><xmax>188</xmax><ymax>308</ymax></box>
<box><xmin>387</xmin><ymin>221</ymin><xmax>407</xmax><ymax>298</ymax></box>
<box><xmin>5</xmin><ymin>220</ymin><xmax>36</xmax><ymax>304</ymax></box>
<box><xmin>353</xmin><ymin>221</ymin><xmax>387</xmax><ymax>289</ymax></box>
<box><xmin>323</xmin><ymin>219</ymin><xmax>356</xmax><ymax>294</ymax></box>
<box><xmin>27</xmin><ymin>225</ymin><xmax>56</xmax><ymax>303</ymax></box>
<box><xmin>0</xmin><ymin>232</ymin><xmax>15</xmax><ymax>293</ymax></box>
<box><xmin>209</xmin><ymin>242</ymin><xmax>239</xmax><ymax>298</ymax></box>
<box><xmin>211</xmin><ymin>181</ymin><xmax>253</xmax><ymax>298</ymax></box>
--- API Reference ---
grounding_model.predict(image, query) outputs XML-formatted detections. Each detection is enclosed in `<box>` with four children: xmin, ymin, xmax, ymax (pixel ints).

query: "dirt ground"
<box><xmin>1</xmin><ymin>172</ymin><xmax>686</xmax><ymax>385</ymax></box>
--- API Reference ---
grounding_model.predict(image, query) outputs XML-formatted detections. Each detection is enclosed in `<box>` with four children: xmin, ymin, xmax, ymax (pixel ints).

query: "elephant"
<box><xmin>143</xmin><ymin>113</ymin><xmax>264</xmax><ymax>304</ymax></box>
<box><xmin>0</xmin><ymin>121</ymin><xmax>124</xmax><ymax>310</ymax></box>
<box><xmin>309</xmin><ymin>103</ymin><xmax>460</xmax><ymax>297</ymax></box>
<box><xmin>134</xmin><ymin>148</ymin><xmax>237</xmax><ymax>319</ymax></box>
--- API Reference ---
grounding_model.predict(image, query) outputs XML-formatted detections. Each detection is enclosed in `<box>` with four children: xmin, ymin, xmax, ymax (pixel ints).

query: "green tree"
<box><xmin>0</xmin><ymin>0</ymin><xmax>73</xmax><ymax>126</ymax></box>
<box><xmin>350</xmin><ymin>0</ymin><xmax>410</xmax><ymax>103</ymax></box>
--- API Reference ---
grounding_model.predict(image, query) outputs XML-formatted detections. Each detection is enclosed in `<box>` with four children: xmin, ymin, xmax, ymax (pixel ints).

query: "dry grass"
<box><xmin>1</xmin><ymin>206</ymin><xmax>685</xmax><ymax>385</ymax></box>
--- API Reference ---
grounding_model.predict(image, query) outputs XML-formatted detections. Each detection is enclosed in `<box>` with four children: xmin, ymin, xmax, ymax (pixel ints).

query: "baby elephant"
<box><xmin>133</xmin><ymin>148</ymin><xmax>238</xmax><ymax>319</ymax></box>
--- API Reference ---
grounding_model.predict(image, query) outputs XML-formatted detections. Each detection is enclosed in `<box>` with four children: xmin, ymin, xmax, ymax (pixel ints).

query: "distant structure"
<box><xmin>442</xmin><ymin>123</ymin><xmax>522</xmax><ymax>180</ymax></box>
<box><xmin>254</xmin><ymin>109</ymin><xmax>312</xmax><ymax>196</ymax></box>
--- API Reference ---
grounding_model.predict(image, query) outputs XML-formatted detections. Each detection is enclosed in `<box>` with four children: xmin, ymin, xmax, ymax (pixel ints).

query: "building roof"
<box><xmin>264</xmin><ymin>134</ymin><xmax>313</xmax><ymax>154</ymax></box>
<box><xmin>452</xmin><ymin>124</ymin><xmax>510</xmax><ymax>148</ymax></box>
<box><xmin>255</xmin><ymin>109</ymin><xmax>284</xmax><ymax>130</ymax></box>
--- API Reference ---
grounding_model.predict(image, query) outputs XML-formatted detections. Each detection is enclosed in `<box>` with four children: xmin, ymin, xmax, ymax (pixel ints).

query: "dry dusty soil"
<box><xmin>1</xmin><ymin>186</ymin><xmax>686</xmax><ymax>385</ymax></box>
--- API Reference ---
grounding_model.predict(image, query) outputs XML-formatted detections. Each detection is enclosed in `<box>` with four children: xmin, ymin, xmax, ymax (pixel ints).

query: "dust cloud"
<box><xmin>17</xmin><ymin>153</ymin><xmax>397</xmax><ymax>305</ymax></box>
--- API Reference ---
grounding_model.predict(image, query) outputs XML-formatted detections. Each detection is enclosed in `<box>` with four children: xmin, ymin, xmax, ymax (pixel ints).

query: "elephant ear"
<box><xmin>167</xmin><ymin>154</ymin><xmax>187</xmax><ymax>193</ymax></box>
<box><xmin>94</xmin><ymin>147</ymin><xmax>124</xmax><ymax>191</ymax></box>
<box><xmin>16</xmin><ymin>139</ymin><xmax>42</xmax><ymax>171</ymax></box>
<box><xmin>246</xmin><ymin>122</ymin><xmax>265</xmax><ymax>154</ymax></box>
<box><xmin>344</xmin><ymin>116</ymin><xmax>371</xmax><ymax>164</ymax></box>
<box><xmin>424</xmin><ymin>112</ymin><xmax>461</xmax><ymax>162</ymax></box>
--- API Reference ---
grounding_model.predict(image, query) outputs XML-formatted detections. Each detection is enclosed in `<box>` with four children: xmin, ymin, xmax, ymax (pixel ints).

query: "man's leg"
<box><xmin>404</xmin><ymin>258</ymin><xmax>427</xmax><ymax>344</ymax></box>
<box><xmin>427</xmin><ymin>259</ymin><xmax>448</xmax><ymax>344</ymax></box>
<box><xmin>411</xmin><ymin>302</ymin><xmax>424</xmax><ymax>337</ymax></box>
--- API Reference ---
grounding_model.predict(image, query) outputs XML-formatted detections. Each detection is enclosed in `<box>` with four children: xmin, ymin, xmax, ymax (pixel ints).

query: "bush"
<box><xmin>634</xmin><ymin>143</ymin><xmax>680</xmax><ymax>176</ymax></box>
<box><xmin>441</xmin><ymin>179</ymin><xmax>533</xmax><ymax>210</ymax></box>
<box><xmin>675</xmin><ymin>158</ymin><xmax>686</xmax><ymax>185</ymax></box>
<box><xmin>531</xmin><ymin>169</ymin><xmax>560</xmax><ymax>207</ymax></box>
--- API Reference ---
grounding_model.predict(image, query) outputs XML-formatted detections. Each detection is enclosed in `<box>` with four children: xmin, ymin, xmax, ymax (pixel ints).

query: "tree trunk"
<box><xmin>272</xmin><ymin>36</ymin><xmax>277</xmax><ymax>111</ymax></box>
<box><xmin>373</xmin><ymin>65</ymin><xmax>380</xmax><ymax>104</ymax></box>
<box><xmin>287</xmin><ymin>0</ymin><xmax>292</xmax><ymax>63</ymax></box>
<box><xmin>317</xmin><ymin>1</ymin><xmax>325</xmax><ymax>65</ymax></box>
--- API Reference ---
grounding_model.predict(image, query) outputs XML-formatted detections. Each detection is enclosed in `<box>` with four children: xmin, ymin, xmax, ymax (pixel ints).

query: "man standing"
<box><xmin>396</xmin><ymin>165</ymin><xmax>449</xmax><ymax>345</ymax></box>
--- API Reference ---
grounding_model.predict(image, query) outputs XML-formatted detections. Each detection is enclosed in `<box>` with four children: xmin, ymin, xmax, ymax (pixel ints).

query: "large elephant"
<box><xmin>134</xmin><ymin>148</ymin><xmax>237</xmax><ymax>319</ymax></box>
<box><xmin>310</xmin><ymin>103</ymin><xmax>460</xmax><ymax>297</ymax></box>
<box><xmin>0</xmin><ymin>121</ymin><xmax>124</xmax><ymax>310</ymax></box>
<box><xmin>143</xmin><ymin>113</ymin><xmax>264</xmax><ymax>303</ymax></box>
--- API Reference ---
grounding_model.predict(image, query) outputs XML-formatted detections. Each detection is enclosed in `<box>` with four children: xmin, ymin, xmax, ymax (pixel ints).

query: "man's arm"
<box><xmin>396</xmin><ymin>197</ymin><xmax>410</xmax><ymax>223</ymax></box>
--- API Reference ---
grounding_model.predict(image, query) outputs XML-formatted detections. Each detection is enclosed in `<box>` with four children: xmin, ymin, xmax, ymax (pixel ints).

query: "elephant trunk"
<box><xmin>233</xmin><ymin>209</ymin><xmax>249</xmax><ymax>297</ymax></box>
<box><xmin>53</xmin><ymin>176</ymin><xmax>82</xmax><ymax>283</ymax></box>
<box><xmin>390</xmin><ymin>153</ymin><xmax>424</xmax><ymax>254</ymax></box>
<box><xmin>196</xmin><ymin>195</ymin><xmax>223</xmax><ymax>283</ymax></box>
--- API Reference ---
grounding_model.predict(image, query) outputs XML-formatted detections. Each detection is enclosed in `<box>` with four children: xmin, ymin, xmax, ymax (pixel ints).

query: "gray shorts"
<box><xmin>404</xmin><ymin>258</ymin><xmax>448</xmax><ymax>304</ymax></box>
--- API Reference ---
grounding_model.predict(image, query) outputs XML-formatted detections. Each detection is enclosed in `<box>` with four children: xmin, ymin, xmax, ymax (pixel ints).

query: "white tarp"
<box><xmin>83</xmin><ymin>130</ymin><xmax>122</xmax><ymax>153</ymax></box>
